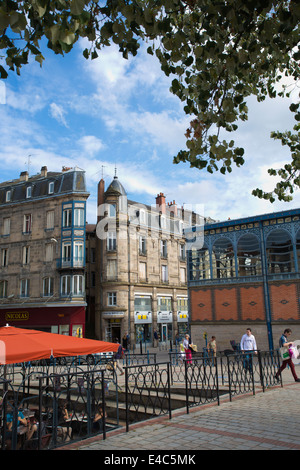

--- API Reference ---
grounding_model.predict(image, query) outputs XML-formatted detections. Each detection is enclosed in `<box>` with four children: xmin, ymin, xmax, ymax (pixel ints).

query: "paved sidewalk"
<box><xmin>59</xmin><ymin>373</ymin><xmax>300</xmax><ymax>452</ymax></box>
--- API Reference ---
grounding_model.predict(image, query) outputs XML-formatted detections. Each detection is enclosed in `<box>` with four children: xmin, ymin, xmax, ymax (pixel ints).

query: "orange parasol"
<box><xmin>0</xmin><ymin>325</ymin><xmax>119</xmax><ymax>365</ymax></box>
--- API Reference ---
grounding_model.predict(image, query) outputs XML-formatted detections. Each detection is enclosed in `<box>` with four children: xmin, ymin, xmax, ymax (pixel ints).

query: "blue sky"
<box><xmin>0</xmin><ymin>38</ymin><xmax>299</xmax><ymax>224</ymax></box>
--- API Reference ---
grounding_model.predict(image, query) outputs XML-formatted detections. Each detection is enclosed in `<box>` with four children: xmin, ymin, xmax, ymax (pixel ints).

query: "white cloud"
<box><xmin>49</xmin><ymin>102</ymin><xmax>68</xmax><ymax>127</ymax></box>
<box><xmin>78</xmin><ymin>135</ymin><xmax>105</xmax><ymax>156</ymax></box>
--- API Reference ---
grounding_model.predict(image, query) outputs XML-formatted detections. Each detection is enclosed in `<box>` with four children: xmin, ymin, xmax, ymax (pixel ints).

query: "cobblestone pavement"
<box><xmin>59</xmin><ymin>368</ymin><xmax>300</xmax><ymax>452</ymax></box>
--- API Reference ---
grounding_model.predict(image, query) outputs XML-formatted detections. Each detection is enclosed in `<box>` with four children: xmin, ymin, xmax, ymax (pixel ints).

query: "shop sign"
<box><xmin>134</xmin><ymin>311</ymin><xmax>152</xmax><ymax>324</ymax></box>
<box><xmin>102</xmin><ymin>311</ymin><xmax>125</xmax><ymax>319</ymax></box>
<box><xmin>157</xmin><ymin>311</ymin><xmax>172</xmax><ymax>323</ymax></box>
<box><xmin>5</xmin><ymin>311</ymin><xmax>29</xmax><ymax>322</ymax></box>
<box><xmin>177</xmin><ymin>311</ymin><xmax>188</xmax><ymax>322</ymax></box>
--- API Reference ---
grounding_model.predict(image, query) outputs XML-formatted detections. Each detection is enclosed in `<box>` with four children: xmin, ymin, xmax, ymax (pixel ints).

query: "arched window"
<box><xmin>189</xmin><ymin>244</ymin><xmax>210</xmax><ymax>280</ymax></box>
<box><xmin>237</xmin><ymin>234</ymin><xmax>262</xmax><ymax>276</ymax></box>
<box><xmin>266</xmin><ymin>229</ymin><xmax>294</xmax><ymax>274</ymax></box>
<box><xmin>212</xmin><ymin>237</ymin><xmax>235</xmax><ymax>279</ymax></box>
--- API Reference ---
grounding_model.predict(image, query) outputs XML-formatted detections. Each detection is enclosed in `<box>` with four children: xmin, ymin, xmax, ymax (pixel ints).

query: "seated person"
<box><xmin>92</xmin><ymin>406</ymin><xmax>107</xmax><ymax>432</ymax></box>
<box><xmin>5</xmin><ymin>407</ymin><xmax>37</xmax><ymax>449</ymax></box>
<box><xmin>57</xmin><ymin>401</ymin><xmax>72</xmax><ymax>442</ymax></box>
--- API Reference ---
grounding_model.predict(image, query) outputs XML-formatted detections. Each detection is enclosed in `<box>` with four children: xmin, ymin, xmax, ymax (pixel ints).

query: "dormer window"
<box><xmin>48</xmin><ymin>181</ymin><xmax>54</xmax><ymax>194</ymax></box>
<box><xmin>6</xmin><ymin>190</ymin><xmax>11</xmax><ymax>202</ymax></box>
<box><xmin>26</xmin><ymin>186</ymin><xmax>32</xmax><ymax>198</ymax></box>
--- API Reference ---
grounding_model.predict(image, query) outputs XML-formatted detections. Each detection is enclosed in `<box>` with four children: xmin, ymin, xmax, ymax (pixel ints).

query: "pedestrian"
<box><xmin>183</xmin><ymin>334</ymin><xmax>192</xmax><ymax>364</ymax></box>
<box><xmin>208</xmin><ymin>336</ymin><xmax>217</xmax><ymax>364</ymax></box>
<box><xmin>240</xmin><ymin>328</ymin><xmax>257</xmax><ymax>373</ymax></box>
<box><xmin>113</xmin><ymin>339</ymin><xmax>124</xmax><ymax>376</ymax></box>
<box><xmin>275</xmin><ymin>329</ymin><xmax>300</xmax><ymax>383</ymax></box>
<box><xmin>122</xmin><ymin>332</ymin><xmax>129</xmax><ymax>352</ymax></box>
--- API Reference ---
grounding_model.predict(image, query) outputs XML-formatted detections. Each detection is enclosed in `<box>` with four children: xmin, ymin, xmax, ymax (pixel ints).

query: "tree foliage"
<box><xmin>0</xmin><ymin>0</ymin><xmax>299</xmax><ymax>201</ymax></box>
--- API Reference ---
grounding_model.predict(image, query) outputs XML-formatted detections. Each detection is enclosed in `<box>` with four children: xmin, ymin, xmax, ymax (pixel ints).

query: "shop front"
<box><xmin>102</xmin><ymin>311</ymin><xmax>125</xmax><ymax>343</ymax></box>
<box><xmin>134</xmin><ymin>311</ymin><xmax>152</xmax><ymax>348</ymax></box>
<box><xmin>157</xmin><ymin>310</ymin><xmax>173</xmax><ymax>345</ymax></box>
<box><xmin>0</xmin><ymin>305</ymin><xmax>86</xmax><ymax>336</ymax></box>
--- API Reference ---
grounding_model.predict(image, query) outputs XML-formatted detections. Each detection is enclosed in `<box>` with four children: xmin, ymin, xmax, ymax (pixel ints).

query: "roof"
<box><xmin>105</xmin><ymin>176</ymin><xmax>127</xmax><ymax>197</ymax></box>
<box><xmin>0</xmin><ymin>167</ymin><xmax>89</xmax><ymax>205</ymax></box>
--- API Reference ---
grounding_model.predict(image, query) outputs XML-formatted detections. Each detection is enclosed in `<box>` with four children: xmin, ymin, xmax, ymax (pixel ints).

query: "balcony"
<box><xmin>56</xmin><ymin>257</ymin><xmax>84</xmax><ymax>269</ymax></box>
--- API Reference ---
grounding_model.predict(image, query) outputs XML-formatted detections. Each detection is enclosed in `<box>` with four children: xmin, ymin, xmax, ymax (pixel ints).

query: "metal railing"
<box><xmin>0</xmin><ymin>349</ymin><xmax>283</xmax><ymax>450</ymax></box>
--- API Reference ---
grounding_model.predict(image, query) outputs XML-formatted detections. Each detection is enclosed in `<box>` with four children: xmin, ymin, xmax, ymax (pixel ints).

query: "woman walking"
<box><xmin>183</xmin><ymin>334</ymin><xmax>192</xmax><ymax>364</ymax></box>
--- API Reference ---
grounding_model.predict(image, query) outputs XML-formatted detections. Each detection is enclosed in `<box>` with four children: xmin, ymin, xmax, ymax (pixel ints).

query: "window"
<box><xmin>22</xmin><ymin>246</ymin><xmax>30</xmax><ymax>265</ymax></box>
<box><xmin>63</xmin><ymin>208</ymin><xmax>72</xmax><ymax>227</ymax></box>
<box><xmin>189</xmin><ymin>245</ymin><xmax>211</xmax><ymax>281</ymax></box>
<box><xmin>46</xmin><ymin>210</ymin><xmax>54</xmax><ymax>229</ymax></box>
<box><xmin>140</xmin><ymin>209</ymin><xmax>146</xmax><ymax>225</ymax></box>
<box><xmin>74</xmin><ymin>242</ymin><xmax>84</xmax><ymax>266</ymax></box>
<box><xmin>109</xmin><ymin>204</ymin><xmax>116</xmax><ymax>218</ymax></box>
<box><xmin>177</xmin><ymin>297</ymin><xmax>188</xmax><ymax>311</ymax></box>
<box><xmin>212</xmin><ymin>237</ymin><xmax>235</xmax><ymax>279</ymax></box>
<box><xmin>107</xmin><ymin>260</ymin><xmax>117</xmax><ymax>280</ymax></box>
<box><xmin>266</xmin><ymin>229</ymin><xmax>294</xmax><ymax>274</ymax></box>
<box><xmin>26</xmin><ymin>186</ymin><xmax>32</xmax><ymax>198</ymax></box>
<box><xmin>161</xmin><ymin>240</ymin><xmax>167</xmax><ymax>258</ymax></box>
<box><xmin>20</xmin><ymin>279</ymin><xmax>30</xmax><ymax>297</ymax></box>
<box><xmin>134</xmin><ymin>296</ymin><xmax>151</xmax><ymax>311</ymax></box>
<box><xmin>108</xmin><ymin>292</ymin><xmax>117</xmax><ymax>306</ymax></box>
<box><xmin>179</xmin><ymin>244</ymin><xmax>186</xmax><ymax>260</ymax></box>
<box><xmin>158</xmin><ymin>297</ymin><xmax>171</xmax><ymax>311</ymax></box>
<box><xmin>161</xmin><ymin>265</ymin><xmax>168</xmax><ymax>283</ymax></box>
<box><xmin>23</xmin><ymin>214</ymin><xmax>32</xmax><ymax>233</ymax></box>
<box><xmin>3</xmin><ymin>217</ymin><xmax>10</xmax><ymax>236</ymax></box>
<box><xmin>0</xmin><ymin>280</ymin><xmax>8</xmax><ymax>298</ymax></box>
<box><xmin>1</xmin><ymin>248</ymin><xmax>8</xmax><ymax>267</ymax></box>
<box><xmin>48</xmin><ymin>181</ymin><xmax>54</xmax><ymax>194</ymax></box>
<box><xmin>139</xmin><ymin>262</ymin><xmax>146</xmax><ymax>279</ymax></box>
<box><xmin>139</xmin><ymin>236</ymin><xmax>146</xmax><ymax>255</ymax></box>
<box><xmin>62</xmin><ymin>243</ymin><xmax>71</xmax><ymax>265</ymax></box>
<box><xmin>6</xmin><ymin>190</ymin><xmax>11</xmax><ymax>202</ymax></box>
<box><xmin>43</xmin><ymin>277</ymin><xmax>54</xmax><ymax>296</ymax></box>
<box><xmin>45</xmin><ymin>243</ymin><xmax>53</xmax><ymax>262</ymax></box>
<box><xmin>180</xmin><ymin>267</ymin><xmax>186</xmax><ymax>283</ymax></box>
<box><xmin>73</xmin><ymin>275</ymin><xmax>84</xmax><ymax>295</ymax></box>
<box><xmin>160</xmin><ymin>215</ymin><xmax>167</xmax><ymax>230</ymax></box>
<box><xmin>74</xmin><ymin>208</ymin><xmax>85</xmax><ymax>226</ymax></box>
<box><xmin>237</xmin><ymin>234</ymin><xmax>262</xmax><ymax>277</ymax></box>
<box><xmin>61</xmin><ymin>275</ymin><xmax>71</xmax><ymax>295</ymax></box>
<box><xmin>90</xmin><ymin>248</ymin><xmax>96</xmax><ymax>263</ymax></box>
<box><xmin>107</xmin><ymin>232</ymin><xmax>117</xmax><ymax>251</ymax></box>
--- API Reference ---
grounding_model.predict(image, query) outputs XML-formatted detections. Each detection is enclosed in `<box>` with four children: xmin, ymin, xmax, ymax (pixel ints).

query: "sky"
<box><xmin>0</xmin><ymin>37</ymin><xmax>299</xmax><ymax>225</ymax></box>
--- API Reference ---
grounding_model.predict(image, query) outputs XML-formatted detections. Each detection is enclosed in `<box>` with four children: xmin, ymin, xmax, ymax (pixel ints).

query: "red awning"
<box><xmin>0</xmin><ymin>325</ymin><xmax>119</xmax><ymax>365</ymax></box>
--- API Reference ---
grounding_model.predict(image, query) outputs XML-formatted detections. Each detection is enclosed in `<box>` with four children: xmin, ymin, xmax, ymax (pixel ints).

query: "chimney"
<box><xmin>41</xmin><ymin>166</ymin><xmax>48</xmax><ymax>177</ymax></box>
<box><xmin>97</xmin><ymin>178</ymin><xmax>105</xmax><ymax>222</ymax></box>
<box><xmin>20</xmin><ymin>171</ymin><xmax>29</xmax><ymax>181</ymax></box>
<box><xmin>167</xmin><ymin>200</ymin><xmax>177</xmax><ymax>217</ymax></box>
<box><xmin>156</xmin><ymin>192</ymin><xmax>166</xmax><ymax>214</ymax></box>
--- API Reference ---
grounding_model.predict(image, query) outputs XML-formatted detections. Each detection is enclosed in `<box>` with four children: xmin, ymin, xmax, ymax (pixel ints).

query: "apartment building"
<box><xmin>0</xmin><ymin>166</ymin><xmax>89</xmax><ymax>336</ymax></box>
<box><xmin>90</xmin><ymin>175</ymin><xmax>205</xmax><ymax>347</ymax></box>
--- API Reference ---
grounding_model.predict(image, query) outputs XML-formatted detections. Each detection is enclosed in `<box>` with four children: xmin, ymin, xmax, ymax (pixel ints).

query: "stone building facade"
<box><xmin>0</xmin><ymin>166</ymin><xmax>89</xmax><ymax>335</ymax></box>
<box><xmin>186</xmin><ymin>209</ymin><xmax>300</xmax><ymax>351</ymax></box>
<box><xmin>90</xmin><ymin>175</ymin><xmax>205</xmax><ymax>347</ymax></box>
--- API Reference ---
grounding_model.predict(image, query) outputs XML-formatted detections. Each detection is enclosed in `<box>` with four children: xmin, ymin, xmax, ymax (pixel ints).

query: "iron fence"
<box><xmin>0</xmin><ymin>349</ymin><xmax>283</xmax><ymax>450</ymax></box>
<box><xmin>125</xmin><ymin>362</ymin><xmax>171</xmax><ymax>432</ymax></box>
<box><xmin>0</xmin><ymin>366</ymin><xmax>120</xmax><ymax>450</ymax></box>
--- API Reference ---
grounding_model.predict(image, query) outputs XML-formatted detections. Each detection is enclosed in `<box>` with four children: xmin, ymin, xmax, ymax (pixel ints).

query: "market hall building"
<box><xmin>186</xmin><ymin>209</ymin><xmax>300</xmax><ymax>351</ymax></box>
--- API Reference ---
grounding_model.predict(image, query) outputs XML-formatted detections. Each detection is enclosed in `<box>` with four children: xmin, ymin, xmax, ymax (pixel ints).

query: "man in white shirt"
<box><xmin>240</xmin><ymin>328</ymin><xmax>257</xmax><ymax>353</ymax></box>
<box><xmin>240</xmin><ymin>328</ymin><xmax>257</xmax><ymax>374</ymax></box>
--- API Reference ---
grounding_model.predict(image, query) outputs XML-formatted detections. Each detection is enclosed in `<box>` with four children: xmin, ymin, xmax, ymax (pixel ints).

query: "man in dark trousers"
<box><xmin>275</xmin><ymin>328</ymin><xmax>300</xmax><ymax>383</ymax></box>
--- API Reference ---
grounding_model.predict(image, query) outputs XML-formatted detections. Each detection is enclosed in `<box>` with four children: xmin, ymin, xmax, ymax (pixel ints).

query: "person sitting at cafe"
<box><xmin>5</xmin><ymin>407</ymin><xmax>37</xmax><ymax>449</ymax></box>
<box><xmin>57</xmin><ymin>401</ymin><xmax>72</xmax><ymax>442</ymax></box>
<box><xmin>92</xmin><ymin>405</ymin><xmax>107</xmax><ymax>432</ymax></box>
